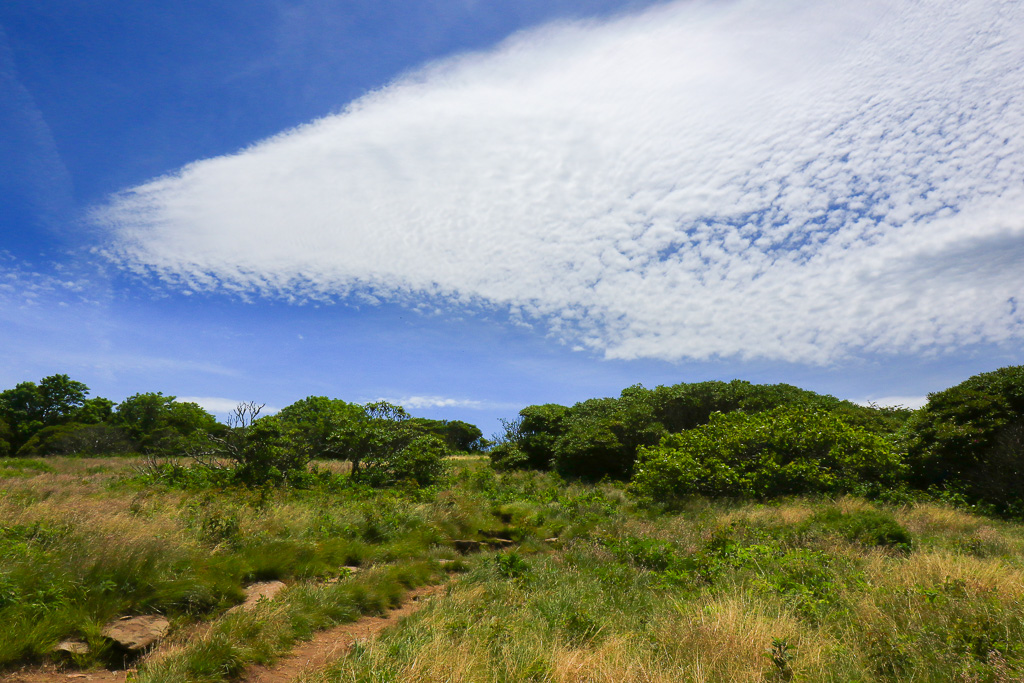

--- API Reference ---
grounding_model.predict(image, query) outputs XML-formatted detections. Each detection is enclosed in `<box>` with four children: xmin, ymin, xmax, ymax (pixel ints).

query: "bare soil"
<box><xmin>0</xmin><ymin>584</ymin><xmax>445</xmax><ymax>683</ymax></box>
<box><xmin>241</xmin><ymin>583</ymin><xmax>445</xmax><ymax>683</ymax></box>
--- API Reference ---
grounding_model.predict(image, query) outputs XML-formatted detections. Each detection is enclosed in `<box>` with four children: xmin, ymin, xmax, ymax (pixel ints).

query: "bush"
<box><xmin>810</xmin><ymin>508</ymin><xmax>913</xmax><ymax>552</ymax></box>
<box><xmin>15</xmin><ymin>423</ymin><xmax>134</xmax><ymax>457</ymax></box>
<box><xmin>499</xmin><ymin>380</ymin><xmax>908</xmax><ymax>481</ymax></box>
<box><xmin>630</xmin><ymin>407</ymin><xmax>904</xmax><ymax>504</ymax></box>
<box><xmin>903</xmin><ymin>365</ymin><xmax>1024</xmax><ymax>514</ymax></box>
<box><xmin>360</xmin><ymin>435</ymin><xmax>448</xmax><ymax>488</ymax></box>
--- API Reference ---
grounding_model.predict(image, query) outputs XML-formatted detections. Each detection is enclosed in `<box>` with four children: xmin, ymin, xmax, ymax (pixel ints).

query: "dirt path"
<box><xmin>242</xmin><ymin>583</ymin><xmax>445</xmax><ymax>683</ymax></box>
<box><xmin>0</xmin><ymin>668</ymin><xmax>130</xmax><ymax>682</ymax></box>
<box><xmin>0</xmin><ymin>583</ymin><xmax>445</xmax><ymax>683</ymax></box>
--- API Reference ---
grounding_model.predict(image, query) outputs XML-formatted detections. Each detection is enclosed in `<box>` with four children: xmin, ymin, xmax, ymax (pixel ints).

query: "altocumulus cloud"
<box><xmin>97</xmin><ymin>0</ymin><xmax>1024</xmax><ymax>363</ymax></box>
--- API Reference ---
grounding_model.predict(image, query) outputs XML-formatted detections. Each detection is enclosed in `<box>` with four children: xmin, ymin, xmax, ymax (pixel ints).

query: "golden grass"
<box><xmin>863</xmin><ymin>549</ymin><xmax>1024</xmax><ymax>599</ymax></box>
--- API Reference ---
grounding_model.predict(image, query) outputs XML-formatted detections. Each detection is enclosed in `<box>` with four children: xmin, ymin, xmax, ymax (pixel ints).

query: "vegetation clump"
<box><xmin>903</xmin><ymin>365</ymin><xmax>1024</xmax><ymax>514</ymax></box>
<box><xmin>629</xmin><ymin>406</ymin><xmax>904</xmax><ymax>504</ymax></box>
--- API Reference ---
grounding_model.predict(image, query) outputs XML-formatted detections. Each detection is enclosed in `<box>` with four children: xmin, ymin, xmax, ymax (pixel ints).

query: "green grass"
<box><xmin>1</xmin><ymin>457</ymin><xmax>1023</xmax><ymax>682</ymax></box>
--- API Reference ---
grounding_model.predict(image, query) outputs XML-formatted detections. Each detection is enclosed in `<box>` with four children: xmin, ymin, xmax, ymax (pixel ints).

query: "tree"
<box><xmin>189</xmin><ymin>402</ymin><xmax>307</xmax><ymax>486</ymax></box>
<box><xmin>630</xmin><ymin>407</ymin><xmax>904</xmax><ymax>505</ymax></box>
<box><xmin>0</xmin><ymin>374</ymin><xmax>92</xmax><ymax>451</ymax></box>
<box><xmin>0</xmin><ymin>416</ymin><xmax>11</xmax><ymax>457</ymax></box>
<box><xmin>903</xmin><ymin>365</ymin><xmax>1024</xmax><ymax>513</ymax></box>
<box><xmin>116</xmin><ymin>392</ymin><xmax>220</xmax><ymax>452</ymax></box>
<box><xmin>276</xmin><ymin>396</ymin><xmax>363</xmax><ymax>459</ymax></box>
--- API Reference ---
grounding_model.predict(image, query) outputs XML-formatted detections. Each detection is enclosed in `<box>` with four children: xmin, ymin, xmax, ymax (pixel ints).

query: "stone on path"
<box><xmin>101</xmin><ymin>615</ymin><xmax>170</xmax><ymax>651</ymax></box>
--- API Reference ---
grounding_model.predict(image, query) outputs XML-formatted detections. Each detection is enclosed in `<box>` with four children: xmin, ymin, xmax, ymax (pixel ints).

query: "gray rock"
<box><xmin>102</xmin><ymin>615</ymin><xmax>170</xmax><ymax>651</ymax></box>
<box><xmin>54</xmin><ymin>639</ymin><xmax>91</xmax><ymax>655</ymax></box>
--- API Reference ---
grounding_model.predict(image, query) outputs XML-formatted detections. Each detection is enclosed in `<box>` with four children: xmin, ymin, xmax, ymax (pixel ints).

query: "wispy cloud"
<box><xmin>97</xmin><ymin>0</ymin><xmax>1024</xmax><ymax>364</ymax></box>
<box><xmin>853</xmin><ymin>395</ymin><xmax>929</xmax><ymax>410</ymax></box>
<box><xmin>370</xmin><ymin>395</ymin><xmax>518</xmax><ymax>411</ymax></box>
<box><xmin>176</xmin><ymin>396</ymin><xmax>281</xmax><ymax>416</ymax></box>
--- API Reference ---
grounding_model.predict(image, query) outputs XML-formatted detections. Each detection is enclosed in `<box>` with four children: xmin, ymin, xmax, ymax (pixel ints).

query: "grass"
<box><xmin>1</xmin><ymin>457</ymin><xmax>1023</xmax><ymax>681</ymax></box>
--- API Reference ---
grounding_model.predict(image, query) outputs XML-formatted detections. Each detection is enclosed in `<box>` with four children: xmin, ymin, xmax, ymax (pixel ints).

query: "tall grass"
<box><xmin>3</xmin><ymin>458</ymin><xmax>1023</xmax><ymax>681</ymax></box>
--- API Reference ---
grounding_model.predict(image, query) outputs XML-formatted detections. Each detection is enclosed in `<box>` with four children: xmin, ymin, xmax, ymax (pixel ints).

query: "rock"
<box><xmin>54</xmin><ymin>639</ymin><xmax>91</xmax><ymax>655</ymax></box>
<box><xmin>487</xmin><ymin>538</ymin><xmax>515</xmax><ymax>549</ymax></box>
<box><xmin>101</xmin><ymin>615</ymin><xmax>170</xmax><ymax>651</ymax></box>
<box><xmin>229</xmin><ymin>580</ymin><xmax>287</xmax><ymax>613</ymax></box>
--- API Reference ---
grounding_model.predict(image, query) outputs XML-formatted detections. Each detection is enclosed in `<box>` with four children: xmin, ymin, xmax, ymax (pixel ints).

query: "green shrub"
<box><xmin>360</xmin><ymin>434</ymin><xmax>449</xmax><ymax>488</ymax></box>
<box><xmin>630</xmin><ymin>407</ymin><xmax>904</xmax><ymax>504</ymax></box>
<box><xmin>903</xmin><ymin>365</ymin><xmax>1024</xmax><ymax>514</ymax></box>
<box><xmin>16</xmin><ymin>423</ymin><xmax>134</xmax><ymax>457</ymax></box>
<box><xmin>810</xmin><ymin>508</ymin><xmax>913</xmax><ymax>552</ymax></box>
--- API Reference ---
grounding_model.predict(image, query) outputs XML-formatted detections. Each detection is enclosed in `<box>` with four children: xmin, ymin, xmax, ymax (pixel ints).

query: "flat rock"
<box><xmin>101</xmin><ymin>615</ymin><xmax>169</xmax><ymax>651</ymax></box>
<box><xmin>54</xmin><ymin>639</ymin><xmax>91</xmax><ymax>655</ymax></box>
<box><xmin>487</xmin><ymin>538</ymin><xmax>515</xmax><ymax>549</ymax></box>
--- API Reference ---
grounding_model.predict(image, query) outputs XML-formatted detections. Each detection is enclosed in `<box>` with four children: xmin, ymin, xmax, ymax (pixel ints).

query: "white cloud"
<box><xmin>97</xmin><ymin>0</ymin><xmax>1024</xmax><ymax>363</ymax></box>
<box><xmin>371</xmin><ymin>395</ymin><xmax>517</xmax><ymax>411</ymax></box>
<box><xmin>853</xmin><ymin>395</ymin><xmax>929</xmax><ymax>410</ymax></box>
<box><xmin>176</xmin><ymin>396</ymin><xmax>281</xmax><ymax>416</ymax></box>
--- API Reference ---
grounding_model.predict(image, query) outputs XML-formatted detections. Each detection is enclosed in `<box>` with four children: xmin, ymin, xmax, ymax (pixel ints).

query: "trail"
<box><xmin>0</xmin><ymin>584</ymin><xmax>445</xmax><ymax>683</ymax></box>
<box><xmin>242</xmin><ymin>583</ymin><xmax>445</xmax><ymax>683</ymax></box>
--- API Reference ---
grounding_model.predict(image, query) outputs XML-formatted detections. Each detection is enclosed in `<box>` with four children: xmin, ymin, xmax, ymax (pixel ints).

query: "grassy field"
<box><xmin>1</xmin><ymin>456</ymin><xmax>1023</xmax><ymax>682</ymax></box>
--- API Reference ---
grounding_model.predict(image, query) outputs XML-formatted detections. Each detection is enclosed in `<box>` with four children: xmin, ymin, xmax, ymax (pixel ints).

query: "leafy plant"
<box><xmin>630</xmin><ymin>406</ymin><xmax>905</xmax><ymax>504</ymax></box>
<box><xmin>903</xmin><ymin>365</ymin><xmax>1024</xmax><ymax>514</ymax></box>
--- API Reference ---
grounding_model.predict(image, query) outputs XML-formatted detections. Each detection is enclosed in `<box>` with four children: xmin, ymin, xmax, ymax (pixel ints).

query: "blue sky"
<box><xmin>2</xmin><ymin>0</ymin><xmax>1022</xmax><ymax>436</ymax></box>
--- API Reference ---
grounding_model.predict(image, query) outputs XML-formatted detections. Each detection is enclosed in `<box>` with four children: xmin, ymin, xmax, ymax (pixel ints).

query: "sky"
<box><xmin>2</xmin><ymin>0</ymin><xmax>1022</xmax><ymax>436</ymax></box>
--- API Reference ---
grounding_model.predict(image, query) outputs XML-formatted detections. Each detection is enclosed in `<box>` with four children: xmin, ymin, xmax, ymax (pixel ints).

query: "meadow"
<box><xmin>2</xmin><ymin>455</ymin><xmax>1022</xmax><ymax>682</ymax></box>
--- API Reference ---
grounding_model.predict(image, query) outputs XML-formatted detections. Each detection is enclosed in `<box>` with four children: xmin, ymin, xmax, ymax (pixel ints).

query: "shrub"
<box><xmin>15</xmin><ymin>423</ymin><xmax>134</xmax><ymax>457</ymax></box>
<box><xmin>630</xmin><ymin>407</ymin><xmax>904</xmax><ymax>504</ymax></box>
<box><xmin>810</xmin><ymin>508</ymin><xmax>913</xmax><ymax>552</ymax></box>
<box><xmin>360</xmin><ymin>435</ymin><xmax>449</xmax><ymax>488</ymax></box>
<box><xmin>903</xmin><ymin>365</ymin><xmax>1024</xmax><ymax>514</ymax></box>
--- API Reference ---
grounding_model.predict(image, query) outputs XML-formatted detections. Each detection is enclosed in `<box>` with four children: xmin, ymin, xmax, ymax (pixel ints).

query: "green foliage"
<box><xmin>409</xmin><ymin>417</ymin><xmax>485</xmax><ymax>452</ymax></box>
<box><xmin>360</xmin><ymin>434</ymin><xmax>449</xmax><ymax>488</ymax></box>
<box><xmin>0</xmin><ymin>374</ymin><xmax>95</xmax><ymax>452</ymax></box>
<box><xmin>499</xmin><ymin>379</ymin><xmax>906</xmax><ymax>481</ymax></box>
<box><xmin>630</xmin><ymin>406</ymin><xmax>904</xmax><ymax>504</ymax></box>
<box><xmin>16</xmin><ymin>422</ymin><xmax>134</xmax><ymax>457</ymax></box>
<box><xmin>276</xmin><ymin>396</ymin><xmax>364</xmax><ymax>460</ymax></box>
<box><xmin>0</xmin><ymin>417</ymin><xmax>11</xmax><ymax>458</ymax></box>
<box><xmin>810</xmin><ymin>508</ymin><xmax>913</xmax><ymax>552</ymax></box>
<box><xmin>115</xmin><ymin>392</ymin><xmax>221</xmax><ymax>453</ymax></box>
<box><xmin>903</xmin><ymin>365</ymin><xmax>1024</xmax><ymax>514</ymax></box>
<box><xmin>189</xmin><ymin>404</ymin><xmax>308</xmax><ymax>487</ymax></box>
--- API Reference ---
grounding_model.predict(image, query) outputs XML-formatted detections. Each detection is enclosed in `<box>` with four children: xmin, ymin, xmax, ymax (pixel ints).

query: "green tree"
<box><xmin>77</xmin><ymin>397</ymin><xmax>116</xmax><ymax>424</ymax></box>
<box><xmin>630</xmin><ymin>406</ymin><xmax>904</xmax><ymax>505</ymax></box>
<box><xmin>0</xmin><ymin>374</ymin><xmax>92</xmax><ymax>451</ymax></box>
<box><xmin>276</xmin><ymin>396</ymin><xmax>363</xmax><ymax>459</ymax></box>
<box><xmin>116</xmin><ymin>392</ymin><xmax>220</xmax><ymax>452</ymax></box>
<box><xmin>903</xmin><ymin>365</ymin><xmax>1024</xmax><ymax>513</ymax></box>
<box><xmin>0</xmin><ymin>416</ymin><xmax>11</xmax><ymax>457</ymax></box>
<box><xmin>190</xmin><ymin>402</ymin><xmax>307</xmax><ymax>486</ymax></box>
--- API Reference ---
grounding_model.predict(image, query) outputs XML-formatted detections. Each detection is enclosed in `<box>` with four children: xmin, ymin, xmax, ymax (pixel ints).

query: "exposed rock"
<box><xmin>101</xmin><ymin>615</ymin><xmax>170</xmax><ymax>651</ymax></box>
<box><xmin>228</xmin><ymin>580</ymin><xmax>287</xmax><ymax>613</ymax></box>
<box><xmin>487</xmin><ymin>538</ymin><xmax>515</xmax><ymax>549</ymax></box>
<box><xmin>53</xmin><ymin>639</ymin><xmax>91</xmax><ymax>655</ymax></box>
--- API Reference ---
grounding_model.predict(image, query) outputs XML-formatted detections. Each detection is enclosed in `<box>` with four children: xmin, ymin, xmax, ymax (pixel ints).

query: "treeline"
<box><xmin>491</xmin><ymin>368</ymin><xmax>1024</xmax><ymax>516</ymax></box>
<box><xmin>0</xmin><ymin>376</ymin><xmax>485</xmax><ymax>486</ymax></box>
